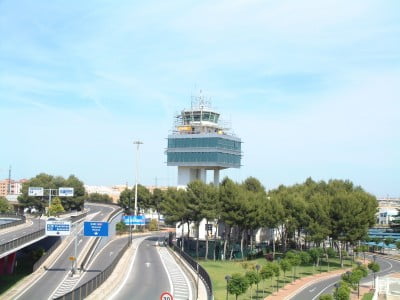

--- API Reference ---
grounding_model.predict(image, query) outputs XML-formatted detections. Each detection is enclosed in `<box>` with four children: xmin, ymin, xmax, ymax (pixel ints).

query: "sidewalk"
<box><xmin>267</xmin><ymin>258</ymin><xmax>376</xmax><ymax>300</ymax></box>
<box><xmin>267</xmin><ymin>268</ymin><xmax>352</xmax><ymax>300</ymax></box>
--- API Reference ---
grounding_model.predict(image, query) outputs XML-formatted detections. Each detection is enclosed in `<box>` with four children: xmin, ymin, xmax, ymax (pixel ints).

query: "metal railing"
<box><xmin>0</xmin><ymin>211</ymin><xmax>87</xmax><ymax>256</ymax></box>
<box><xmin>54</xmin><ymin>238</ymin><xmax>130</xmax><ymax>300</ymax></box>
<box><xmin>70</xmin><ymin>211</ymin><xmax>88</xmax><ymax>223</ymax></box>
<box><xmin>171</xmin><ymin>244</ymin><xmax>214</xmax><ymax>299</ymax></box>
<box><xmin>0</xmin><ymin>214</ymin><xmax>26</xmax><ymax>230</ymax></box>
<box><xmin>32</xmin><ymin>237</ymin><xmax>61</xmax><ymax>272</ymax></box>
<box><xmin>0</xmin><ymin>228</ymin><xmax>45</xmax><ymax>255</ymax></box>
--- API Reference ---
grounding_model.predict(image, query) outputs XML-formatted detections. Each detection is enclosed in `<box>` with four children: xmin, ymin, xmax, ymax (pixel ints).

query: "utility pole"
<box><xmin>8</xmin><ymin>165</ymin><xmax>11</xmax><ymax>195</ymax></box>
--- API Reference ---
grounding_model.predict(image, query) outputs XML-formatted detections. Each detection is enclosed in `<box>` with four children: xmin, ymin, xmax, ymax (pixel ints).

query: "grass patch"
<box><xmin>200</xmin><ymin>257</ymin><xmax>356</xmax><ymax>300</ymax></box>
<box><xmin>0</xmin><ymin>258</ymin><xmax>32</xmax><ymax>295</ymax></box>
<box><xmin>362</xmin><ymin>292</ymin><xmax>373</xmax><ymax>300</ymax></box>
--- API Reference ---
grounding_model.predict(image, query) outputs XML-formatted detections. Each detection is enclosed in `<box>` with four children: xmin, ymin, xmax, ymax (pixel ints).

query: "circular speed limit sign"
<box><xmin>160</xmin><ymin>291</ymin><xmax>173</xmax><ymax>300</ymax></box>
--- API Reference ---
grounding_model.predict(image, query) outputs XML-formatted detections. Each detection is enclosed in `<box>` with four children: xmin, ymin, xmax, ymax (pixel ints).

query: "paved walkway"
<box><xmin>266</xmin><ymin>268</ymin><xmax>352</xmax><ymax>300</ymax></box>
<box><xmin>267</xmin><ymin>258</ymin><xmax>375</xmax><ymax>300</ymax></box>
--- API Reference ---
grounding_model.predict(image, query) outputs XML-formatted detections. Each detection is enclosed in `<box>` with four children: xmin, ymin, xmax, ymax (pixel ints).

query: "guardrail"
<box><xmin>171</xmin><ymin>244</ymin><xmax>214</xmax><ymax>300</ymax></box>
<box><xmin>0</xmin><ymin>211</ymin><xmax>87</xmax><ymax>256</ymax></box>
<box><xmin>0</xmin><ymin>214</ymin><xmax>26</xmax><ymax>230</ymax></box>
<box><xmin>0</xmin><ymin>228</ymin><xmax>45</xmax><ymax>256</ymax></box>
<box><xmin>32</xmin><ymin>237</ymin><xmax>61</xmax><ymax>272</ymax></box>
<box><xmin>70</xmin><ymin>211</ymin><xmax>88</xmax><ymax>223</ymax></box>
<box><xmin>54</xmin><ymin>238</ymin><xmax>130</xmax><ymax>300</ymax></box>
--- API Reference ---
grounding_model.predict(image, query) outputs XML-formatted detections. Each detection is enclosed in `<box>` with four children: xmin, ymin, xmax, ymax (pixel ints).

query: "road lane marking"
<box><xmin>309</xmin><ymin>287</ymin><xmax>316</xmax><ymax>292</ymax></box>
<box><xmin>109</xmin><ymin>237</ymin><xmax>147</xmax><ymax>300</ymax></box>
<box><xmin>14</xmin><ymin>226</ymin><xmax>83</xmax><ymax>300</ymax></box>
<box><xmin>158</xmin><ymin>247</ymin><xmax>174</xmax><ymax>297</ymax></box>
<box><xmin>311</xmin><ymin>258</ymin><xmax>395</xmax><ymax>300</ymax></box>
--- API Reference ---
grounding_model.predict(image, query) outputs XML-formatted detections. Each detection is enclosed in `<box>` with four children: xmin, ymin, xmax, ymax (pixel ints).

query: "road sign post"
<box><xmin>28</xmin><ymin>186</ymin><xmax>74</xmax><ymax>216</ymax></box>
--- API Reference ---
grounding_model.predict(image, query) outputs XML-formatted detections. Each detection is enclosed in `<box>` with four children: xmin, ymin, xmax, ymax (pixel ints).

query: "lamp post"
<box><xmin>356</xmin><ymin>262</ymin><xmax>362</xmax><ymax>299</ymax></box>
<box><xmin>334</xmin><ymin>282</ymin><xmax>340</xmax><ymax>297</ymax></box>
<box><xmin>256</xmin><ymin>264</ymin><xmax>260</xmax><ymax>295</ymax></box>
<box><xmin>225</xmin><ymin>275</ymin><xmax>231</xmax><ymax>300</ymax></box>
<box><xmin>133</xmin><ymin>140</ymin><xmax>143</xmax><ymax>219</ymax></box>
<box><xmin>372</xmin><ymin>255</ymin><xmax>377</xmax><ymax>289</ymax></box>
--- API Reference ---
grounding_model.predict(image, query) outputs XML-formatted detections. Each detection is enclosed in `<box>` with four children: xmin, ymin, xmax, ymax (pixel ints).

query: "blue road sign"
<box><xmin>46</xmin><ymin>221</ymin><xmax>71</xmax><ymax>236</ymax></box>
<box><xmin>84</xmin><ymin>221</ymin><xmax>109</xmax><ymax>237</ymax></box>
<box><xmin>123</xmin><ymin>215</ymin><xmax>146</xmax><ymax>225</ymax></box>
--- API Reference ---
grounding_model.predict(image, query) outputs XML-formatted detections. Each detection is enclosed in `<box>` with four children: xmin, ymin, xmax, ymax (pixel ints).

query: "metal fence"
<box><xmin>32</xmin><ymin>237</ymin><xmax>62</xmax><ymax>272</ymax></box>
<box><xmin>0</xmin><ymin>214</ymin><xmax>26</xmax><ymax>230</ymax></box>
<box><xmin>171</xmin><ymin>244</ymin><xmax>214</xmax><ymax>300</ymax></box>
<box><xmin>54</xmin><ymin>238</ymin><xmax>130</xmax><ymax>300</ymax></box>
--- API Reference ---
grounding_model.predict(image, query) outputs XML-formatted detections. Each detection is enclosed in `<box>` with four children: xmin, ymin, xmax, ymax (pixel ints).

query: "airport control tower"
<box><xmin>166</xmin><ymin>92</ymin><xmax>242</xmax><ymax>187</ymax></box>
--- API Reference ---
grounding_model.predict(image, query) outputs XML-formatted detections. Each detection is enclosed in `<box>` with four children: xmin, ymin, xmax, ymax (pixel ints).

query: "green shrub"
<box><xmin>319</xmin><ymin>294</ymin><xmax>334</xmax><ymax>300</ymax></box>
<box><xmin>148</xmin><ymin>219</ymin><xmax>158</xmax><ymax>231</ymax></box>
<box><xmin>116</xmin><ymin>221</ymin><xmax>127</xmax><ymax>234</ymax></box>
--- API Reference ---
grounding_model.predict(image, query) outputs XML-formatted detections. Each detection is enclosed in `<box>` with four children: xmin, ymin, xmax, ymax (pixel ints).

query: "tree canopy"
<box><xmin>0</xmin><ymin>196</ymin><xmax>12</xmax><ymax>213</ymax></box>
<box><xmin>18</xmin><ymin>173</ymin><xmax>85</xmax><ymax>212</ymax></box>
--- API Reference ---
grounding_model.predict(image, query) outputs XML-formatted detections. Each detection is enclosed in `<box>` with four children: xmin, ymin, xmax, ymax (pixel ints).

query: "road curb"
<box><xmin>282</xmin><ymin>269</ymin><xmax>352</xmax><ymax>300</ymax></box>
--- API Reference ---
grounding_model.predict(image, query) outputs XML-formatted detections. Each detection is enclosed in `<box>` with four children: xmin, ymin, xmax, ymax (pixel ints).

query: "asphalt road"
<box><xmin>291</xmin><ymin>255</ymin><xmax>400</xmax><ymax>300</ymax></box>
<box><xmin>0</xmin><ymin>217</ymin><xmax>45</xmax><ymax>245</ymax></box>
<box><xmin>14</xmin><ymin>203</ymin><xmax>116</xmax><ymax>300</ymax></box>
<box><xmin>111</xmin><ymin>236</ymin><xmax>171</xmax><ymax>300</ymax></box>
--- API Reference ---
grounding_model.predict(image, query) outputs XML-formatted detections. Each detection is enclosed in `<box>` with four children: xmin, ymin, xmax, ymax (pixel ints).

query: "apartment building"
<box><xmin>0</xmin><ymin>179</ymin><xmax>27</xmax><ymax>196</ymax></box>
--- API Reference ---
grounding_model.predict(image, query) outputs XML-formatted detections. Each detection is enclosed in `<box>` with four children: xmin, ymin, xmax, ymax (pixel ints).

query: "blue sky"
<box><xmin>0</xmin><ymin>0</ymin><xmax>399</xmax><ymax>197</ymax></box>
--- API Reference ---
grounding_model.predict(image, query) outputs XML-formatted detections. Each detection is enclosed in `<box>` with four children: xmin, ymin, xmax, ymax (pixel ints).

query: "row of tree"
<box><xmin>227</xmin><ymin>249</ymin><xmax>380</xmax><ymax>300</ymax></box>
<box><xmin>18</xmin><ymin>173</ymin><xmax>85</xmax><ymax>212</ymax></box>
<box><xmin>148</xmin><ymin>177</ymin><xmax>377</xmax><ymax>266</ymax></box>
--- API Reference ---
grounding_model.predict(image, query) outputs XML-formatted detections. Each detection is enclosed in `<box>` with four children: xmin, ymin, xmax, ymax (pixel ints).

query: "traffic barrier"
<box><xmin>70</xmin><ymin>211</ymin><xmax>88</xmax><ymax>223</ymax></box>
<box><xmin>0</xmin><ymin>210</ymin><xmax>88</xmax><ymax>255</ymax></box>
<box><xmin>0</xmin><ymin>214</ymin><xmax>26</xmax><ymax>230</ymax></box>
<box><xmin>171</xmin><ymin>244</ymin><xmax>214</xmax><ymax>300</ymax></box>
<box><xmin>0</xmin><ymin>228</ymin><xmax>45</xmax><ymax>255</ymax></box>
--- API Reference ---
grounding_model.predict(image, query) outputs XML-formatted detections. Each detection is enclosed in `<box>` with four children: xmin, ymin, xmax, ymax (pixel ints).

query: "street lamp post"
<box><xmin>356</xmin><ymin>262</ymin><xmax>362</xmax><ymax>299</ymax></box>
<box><xmin>128</xmin><ymin>196</ymin><xmax>132</xmax><ymax>245</ymax></box>
<box><xmin>133</xmin><ymin>141</ymin><xmax>143</xmax><ymax>219</ymax></box>
<box><xmin>256</xmin><ymin>264</ymin><xmax>260</xmax><ymax>295</ymax></box>
<box><xmin>373</xmin><ymin>255</ymin><xmax>377</xmax><ymax>289</ymax></box>
<box><xmin>334</xmin><ymin>282</ymin><xmax>340</xmax><ymax>297</ymax></box>
<box><xmin>225</xmin><ymin>275</ymin><xmax>231</xmax><ymax>300</ymax></box>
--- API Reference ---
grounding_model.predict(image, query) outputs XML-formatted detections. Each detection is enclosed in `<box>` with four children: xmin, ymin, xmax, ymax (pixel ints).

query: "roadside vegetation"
<box><xmin>201</xmin><ymin>254</ymin><xmax>359</xmax><ymax>300</ymax></box>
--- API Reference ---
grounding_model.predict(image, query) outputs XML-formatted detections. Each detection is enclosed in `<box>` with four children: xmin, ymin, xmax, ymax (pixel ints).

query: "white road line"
<box><xmin>109</xmin><ymin>237</ymin><xmax>147</xmax><ymax>300</ymax></box>
<box><xmin>14</xmin><ymin>233</ymin><xmax>80</xmax><ymax>300</ymax></box>
<box><xmin>312</xmin><ymin>259</ymin><xmax>394</xmax><ymax>300</ymax></box>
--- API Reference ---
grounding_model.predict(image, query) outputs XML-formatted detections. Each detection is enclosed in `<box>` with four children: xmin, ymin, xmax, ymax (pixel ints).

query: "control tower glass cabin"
<box><xmin>166</xmin><ymin>97</ymin><xmax>242</xmax><ymax>187</ymax></box>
